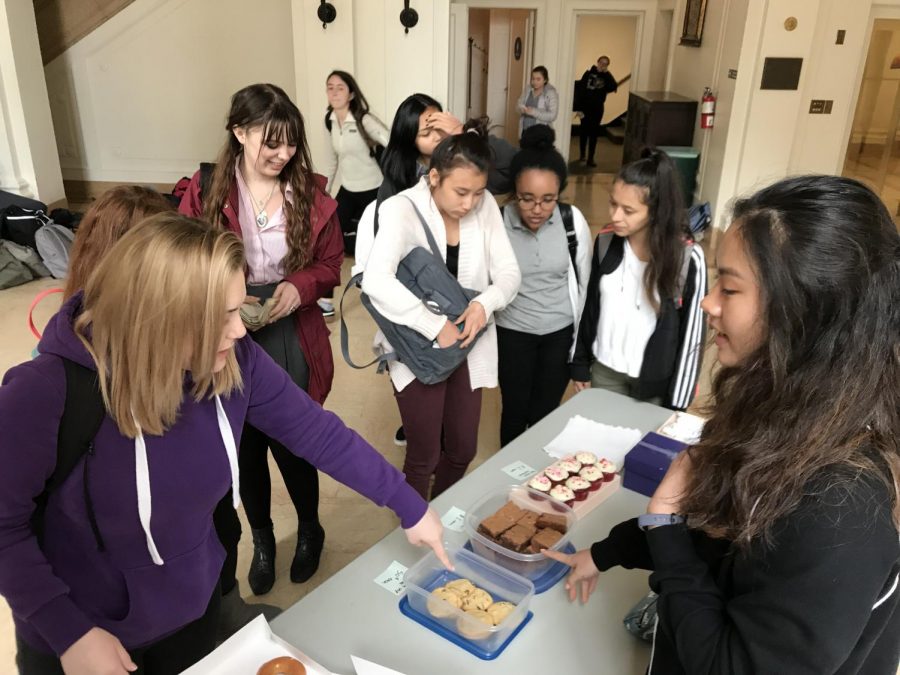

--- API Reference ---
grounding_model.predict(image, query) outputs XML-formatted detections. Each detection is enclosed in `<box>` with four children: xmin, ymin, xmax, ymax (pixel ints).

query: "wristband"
<box><xmin>638</xmin><ymin>513</ymin><xmax>685</xmax><ymax>531</ymax></box>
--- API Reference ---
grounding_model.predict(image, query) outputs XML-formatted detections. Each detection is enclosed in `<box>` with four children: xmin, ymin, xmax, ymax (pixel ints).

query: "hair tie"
<box><xmin>466</xmin><ymin>128</ymin><xmax>480</xmax><ymax>135</ymax></box>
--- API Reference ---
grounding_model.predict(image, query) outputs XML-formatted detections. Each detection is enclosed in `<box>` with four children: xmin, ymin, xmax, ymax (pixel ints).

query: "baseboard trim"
<box><xmin>64</xmin><ymin>179</ymin><xmax>175</xmax><ymax>205</ymax></box>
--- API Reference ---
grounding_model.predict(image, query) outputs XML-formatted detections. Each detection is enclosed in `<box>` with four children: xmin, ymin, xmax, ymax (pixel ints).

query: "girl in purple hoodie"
<box><xmin>0</xmin><ymin>213</ymin><xmax>447</xmax><ymax>675</ymax></box>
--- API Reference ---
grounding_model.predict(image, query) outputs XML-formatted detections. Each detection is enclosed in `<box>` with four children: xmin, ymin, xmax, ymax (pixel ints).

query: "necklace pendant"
<box><xmin>256</xmin><ymin>210</ymin><xmax>268</xmax><ymax>228</ymax></box>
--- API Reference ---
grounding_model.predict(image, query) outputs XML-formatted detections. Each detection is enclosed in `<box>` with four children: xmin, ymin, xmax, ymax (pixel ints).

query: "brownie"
<box><xmin>536</xmin><ymin>513</ymin><xmax>568</xmax><ymax>534</ymax></box>
<box><xmin>478</xmin><ymin>513</ymin><xmax>516</xmax><ymax>539</ymax></box>
<box><xmin>516</xmin><ymin>510</ymin><xmax>539</xmax><ymax>529</ymax></box>
<box><xmin>530</xmin><ymin>527</ymin><xmax>563</xmax><ymax>553</ymax></box>
<box><xmin>500</xmin><ymin>524</ymin><xmax>535</xmax><ymax>552</ymax></box>
<box><xmin>494</xmin><ymin>501</ymin><xmax>527</xmax><ymax>522</ymax></box>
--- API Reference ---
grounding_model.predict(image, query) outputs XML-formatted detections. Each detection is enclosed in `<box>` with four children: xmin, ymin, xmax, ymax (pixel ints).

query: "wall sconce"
<box><xmin>318</xmin><ymin>0</ymin><xmax>336</xmax><ymax>29</ymax></box>
<box><xmin>400</xmin><ymin>0</ymin><xmax>418</xmax><ymax>34</ymax></box>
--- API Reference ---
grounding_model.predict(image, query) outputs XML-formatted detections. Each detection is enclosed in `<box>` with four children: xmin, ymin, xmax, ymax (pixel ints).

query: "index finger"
<box><xmin>431</xmin><ymin>539</ymin><xmax>454</xmax><ymax>571</ymax></box>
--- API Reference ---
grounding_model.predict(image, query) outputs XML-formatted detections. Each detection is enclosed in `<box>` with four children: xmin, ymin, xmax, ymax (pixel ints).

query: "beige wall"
<box><xmin>573</xmin><ymin>15</ymin><xmax>637</xmax><ymax>124</ymax></box>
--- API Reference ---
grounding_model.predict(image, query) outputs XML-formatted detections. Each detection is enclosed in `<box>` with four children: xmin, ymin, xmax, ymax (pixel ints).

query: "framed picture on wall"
<box><xmin>680</xmin><ymin>0</ymin><xmax>708</xmax><ymax>47</ymax></box>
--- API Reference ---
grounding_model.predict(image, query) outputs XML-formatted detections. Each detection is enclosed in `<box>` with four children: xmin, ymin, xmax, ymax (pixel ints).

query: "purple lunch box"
<box><xmin>622</xmin><ymin>432</ymin><xmax>688</xmax><ymax>497</ymax></box>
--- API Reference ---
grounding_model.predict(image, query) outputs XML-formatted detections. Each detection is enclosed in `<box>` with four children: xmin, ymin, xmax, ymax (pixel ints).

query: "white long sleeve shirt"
<box><xmin>323</xmin><ymin>111</ymin><xmax>390</xmax><ymax>193</ymax></box>
<box><xmin>362</xmin><ymin>178</ymin><xmax>521</xmax><ymax>392</ymax></box>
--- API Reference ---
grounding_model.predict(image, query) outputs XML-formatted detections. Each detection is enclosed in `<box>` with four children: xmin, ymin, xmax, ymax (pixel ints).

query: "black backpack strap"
<box><xmin>198</xmin><ymin>162</ymin><xmax>216</xmax><ymax>201</ymax></box>
<box><xmin>558</xmin><ymin>203</ymin><xmax>579</xmax><ymax>285</ymax></box>
<box><xmin>32</xmin><ymin>359</ymin><xmax>107</xmax><ymax>550</ymax></box>
<box><xmin>595</xmin><ymin>232</ymin><xmax>615</xmax><ymax>273</ymax></box>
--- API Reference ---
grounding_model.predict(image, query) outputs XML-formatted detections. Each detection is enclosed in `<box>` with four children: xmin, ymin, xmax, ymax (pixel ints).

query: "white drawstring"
<box><xmin>134</xmin><ymin>421</ymin><xmax>164</xmax><ymax>566</ymax></box>
<box><xmin>133</xmin><ymin>395</ymin><xmax>239</xmax><ymax>566</ymax></box>
<box><xmin>215</xmin><ymin>395</ymin><xmax>241</xmax><ymax>509</ymax></box>
<box><xmin>648</xmin><ymin>612</ymin><xmax>660</xmax><ymax>673</ymax></box>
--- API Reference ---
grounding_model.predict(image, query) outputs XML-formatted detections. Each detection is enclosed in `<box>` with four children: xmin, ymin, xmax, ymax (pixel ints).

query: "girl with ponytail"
<box><xmin>571</xmin><ymin>147</ymin><xmax>707</xmax><ymax>410</ymax></box>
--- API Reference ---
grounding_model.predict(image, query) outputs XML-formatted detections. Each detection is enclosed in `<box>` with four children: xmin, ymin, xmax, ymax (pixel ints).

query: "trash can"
<box><xmin>658</xmin><ymin>146</ymin><xmax>700</xmax><ymax>206</ymax></box>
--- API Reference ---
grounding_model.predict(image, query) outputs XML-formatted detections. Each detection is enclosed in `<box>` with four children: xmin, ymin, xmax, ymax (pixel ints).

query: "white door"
<box><xmin>448</xmin><ymin>4</ymin><xmax>469</xmax><ymax>121</ymax></box>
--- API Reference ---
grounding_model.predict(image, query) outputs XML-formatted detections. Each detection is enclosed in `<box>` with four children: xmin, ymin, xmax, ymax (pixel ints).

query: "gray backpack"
<box><xmin>34</xmin><ymin>223</ymin><xmax>75</xmax><ymax>279</ymax></box>
<box><xmin>2</xmin><ymin>239</ymin><xmax>50</xmax><ymax>278</ymax></box>
<box><xmin>340</xmin><ymin>196</ymin><xmax>485</xmax><ymax>385</ymax></box>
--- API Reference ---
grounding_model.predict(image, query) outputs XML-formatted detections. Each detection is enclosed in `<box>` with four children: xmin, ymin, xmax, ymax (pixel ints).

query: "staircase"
<box><xmin>33</xmin><ymin>0</ymin><xmax>136</xmax><ymax>64</ymax></box>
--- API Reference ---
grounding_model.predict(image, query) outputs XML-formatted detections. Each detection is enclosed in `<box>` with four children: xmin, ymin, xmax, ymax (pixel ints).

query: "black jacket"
<box><xmin>571</xmin><ymin>234</ymin><xmax>706</xmax><ymax>409</ymax></box>
<box><xmin>591</xmin><ymin>471</ymin><xmax>900</xmax><ymax>674</ymax></box>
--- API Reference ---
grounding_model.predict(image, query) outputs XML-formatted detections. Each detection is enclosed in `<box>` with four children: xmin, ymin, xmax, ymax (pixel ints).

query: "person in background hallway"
<box><xmin>570</xmin><ymin>148</ymin><xmax>706</xmax><ymax>410</ymax></box>
<box><xmin>495</xmin><ymin>126</ymin><xmax>590</xmax><ymax>446</ymax></box>
<box><xmin>318</xmin><ymin>70</ymin><xmax>389</xmax><ymax>317</ymax></box>
<box><xmin>577</xmin><ymin>55</ymin><xmax>617</xmax><ymax>168</ymax></box>
<box><xmin>362</xmin><ymin>119</ymin><xmax>521</xmax><ymax>499</ymax></box>
<box><xmin>516</xmin><ymin>66</ymin><xmax>560</xmax><ymax>137</ymax></box>
<box><xmin>0</xmin><ymin>214</ymin><xmax>447</xmax><ymax>675</ymax></box>
<box><xmin>546</xmin><ymin>174</ymin><xmax>900</xmax><ymax>675</ymax></box>
<box><xmin>179</xmin><ymin>83</ymin><xmax>342</xmax><ymax>605</ymax></box>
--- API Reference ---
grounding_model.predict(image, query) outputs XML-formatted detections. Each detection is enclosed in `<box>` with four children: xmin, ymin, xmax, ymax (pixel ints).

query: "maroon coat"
<box><xmin>178</xmin><ymin>171</ymin><xmax>343</xmax><ymax>404</ymax></box>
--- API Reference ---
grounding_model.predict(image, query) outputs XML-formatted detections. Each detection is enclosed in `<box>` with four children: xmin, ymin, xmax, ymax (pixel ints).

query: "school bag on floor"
<box><xmin>35</xmin><ymin>223</ymin><xmax>75</xmax><ymax>278</ymax></box>
<box><xmin>1</xmin><ymin>239</ymin><xmax>50</xmax><ymax>278</ymax></box>
<box><xmin>0</xmin><ymin>241</ymin><xmax>36</xmax><ymax>289</ymax></box>
<box><xmin>0</xmin><ymin>205</ymin><xmax>52</xmax><ymax>250</ymax></box>
<box><xmin>339</xmin><ymin>196</ymin><xmax>485</xmax><ymax>385</ymax></box>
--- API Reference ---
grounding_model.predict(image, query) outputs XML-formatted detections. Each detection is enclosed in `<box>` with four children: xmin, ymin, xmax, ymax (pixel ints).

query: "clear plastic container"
<box><xmin>464</xmin><ymin>484</ymin><xmax>578</xmax><ymax>580</ymax></box>
<box><xmin>404</xmin><ymin>545</ymin><xmax>534</xmax><ymax>654</ymax></box>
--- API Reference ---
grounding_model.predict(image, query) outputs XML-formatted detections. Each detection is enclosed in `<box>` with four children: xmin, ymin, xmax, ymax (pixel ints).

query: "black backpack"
<box><xmin>0</xmin><ymin>205</ymin><xmax>53</xmax><ymax>250</ymax></box>
<box><xmin>31</xmin><ymin>359</ymin><xmax>107</xmax><ymax>551</ymax></box>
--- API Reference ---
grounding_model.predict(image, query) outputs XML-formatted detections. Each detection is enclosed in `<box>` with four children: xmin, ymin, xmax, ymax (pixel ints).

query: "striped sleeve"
<box><xmin>669</xmin><ymin>245</ymin><xmax>707</xmax><ymax>409</ymax></box>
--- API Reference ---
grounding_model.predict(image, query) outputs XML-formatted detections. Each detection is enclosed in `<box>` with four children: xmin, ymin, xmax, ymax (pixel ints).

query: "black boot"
<box><xmin>248</xmin><ymin>527</ymin><xmax>276</xmax><ymax>596</ymax></box>
<box><xmin>290</xmin><ymin>521</ymin><xmax>325</xmax><ymax>583</ymax></box>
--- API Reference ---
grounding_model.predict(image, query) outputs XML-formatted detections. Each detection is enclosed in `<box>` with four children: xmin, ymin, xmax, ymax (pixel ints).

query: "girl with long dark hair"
<box><xmin>546</xmin><ymin>174</ymin><xmax>900</xmax><ymax>673</ymax></box>
<box><xmin>571</xmin><ymin>147</ymin><xmax>706</xmax><ymax>410</ymax></box>
<box><xmin>361</xmin><ymin>120</ymin><xmax>521</xmax><ymax>499</ymax></box>
<box><xmin>179</xmin><ymin>83</ymin><xmax>342</xmax><ymax>601</ymax></box>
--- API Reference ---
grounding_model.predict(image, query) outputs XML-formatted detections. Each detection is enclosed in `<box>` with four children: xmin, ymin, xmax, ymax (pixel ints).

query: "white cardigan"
<box><xmin>362</xmin><ymin>179</ymin><xmax>521</xmax><ymax>392</ymax></box>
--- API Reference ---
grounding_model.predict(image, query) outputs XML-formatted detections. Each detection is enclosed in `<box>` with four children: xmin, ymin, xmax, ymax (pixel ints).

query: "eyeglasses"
<box><xmin>516</xmin><ymin>195</ymin><xmax>559</xmax><ymax>210</ymax></box>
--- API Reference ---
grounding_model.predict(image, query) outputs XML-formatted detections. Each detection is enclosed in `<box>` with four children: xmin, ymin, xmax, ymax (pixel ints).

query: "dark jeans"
<box><xmin>579</xmin><ymin>108</ymin><xmax>605</xmax><ymax>162</ymax></box>
<box><xmin>394</xmin><ymin>362</ymin><xmax>482</xmax><ymax>500</ymax></box>
<box><xmin>335</xmin><ymin>186</ymin><xmax>378</xmax><ymax>256</ymax></box>
<box><xmin>16</xmin><ymin>583</ymin><xmax>220</xmax><ymax>675</ymax></box>
<box><xmin>497</xmin><ymin>324</ymin><xmax>573</xmax><ymax>447</ymax></box>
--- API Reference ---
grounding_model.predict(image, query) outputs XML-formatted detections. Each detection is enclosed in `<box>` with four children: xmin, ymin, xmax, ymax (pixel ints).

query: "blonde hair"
<box><xmin>75</xmin><ymin>213</ymin><xmax>245</xmax><ymax>438</ymax></box>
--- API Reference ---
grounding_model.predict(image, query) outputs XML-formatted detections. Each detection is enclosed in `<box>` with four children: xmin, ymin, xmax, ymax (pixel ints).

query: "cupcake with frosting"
<box><xmin>598</xmin><ymin>458</ymin><xmax>619</xmax><ymax>481</ymax></box>
<box><xmin>557</xmin><ymin>456</ymin><xmax>582</xmax><ymax>476</ymax></box>
<box><xmin>575</xmin><ymin>451</ymin><xmax>598</xmax><ymax>466</ymax></box>
<box><xmin>549</xmin><ymin>484</ymin><xmax>575</xmax><ymax>508</ymax></box>
<box><xmin>565</xmin><ymin>475</ymin><xmax>591</xmax><ymax>501</ymax></box>
<box><xmin>543</xmin><ymin>464</ymin><xmax>569</xmax><ymax>485</ymax></box>
<box><xmin>527</xmin><ymin>473</ymin><xmax>552</xmax><ymax>498</ymax></box>
<box><xmin>579</xmin><ymin>464</ymin><xmax>604</xmax><ymax>491</ymax></box>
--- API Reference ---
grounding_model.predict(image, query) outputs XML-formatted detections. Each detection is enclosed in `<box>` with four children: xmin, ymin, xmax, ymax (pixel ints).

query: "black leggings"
<box><xmin>579</xmin><ymin>108</ymin><xmax>605</xmax><ymax>162</ymax></box>
<box><xmin>497</xmin><ymin>324</ymin><xmax>573</xmax><ymax>447</ymax></box>
<box><xmin>16</xmin><ymin>583</ymin><xmax>220</xmax><ymax>675</ymax></box>
<box><xmin>335</xmin><ymin>186</ymin><xmax>378</xmax><ymax>256</ymax></box>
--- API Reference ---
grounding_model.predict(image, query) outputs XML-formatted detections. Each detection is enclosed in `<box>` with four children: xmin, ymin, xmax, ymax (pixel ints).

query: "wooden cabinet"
<box><xmin>623</xmin><ymin>91</ymin><xmax>698</xmax><ymax>164</ymax></box>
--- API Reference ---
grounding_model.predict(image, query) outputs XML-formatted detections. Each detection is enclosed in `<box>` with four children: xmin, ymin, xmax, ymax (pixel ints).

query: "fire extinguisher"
<box><xmin>701</xmin><ymin>87</ymin><xmax>716</xmax><ymax>129</ymax></box>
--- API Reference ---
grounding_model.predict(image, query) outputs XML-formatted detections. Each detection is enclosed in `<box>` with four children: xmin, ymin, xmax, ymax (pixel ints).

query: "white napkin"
<box><xmin>543</xmin><ymin>415</ymin><xmax>642</xmax><ymax>465</ymax></box>
<box><xmin>657</xmin><ymin>411</ymin><xmax>705</xmax><ymax>444</ymax></box>
<box><xmin>352</xmin><ymin>655</ymin><xmax>409</xmax><ymax>675</ymax></box>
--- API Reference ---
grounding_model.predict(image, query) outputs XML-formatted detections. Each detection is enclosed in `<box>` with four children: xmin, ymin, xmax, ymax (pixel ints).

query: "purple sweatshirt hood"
<box><xmin>37</xmin><ymin>292</ymin><xmax>97</xmax><ymax>370</ymax></box>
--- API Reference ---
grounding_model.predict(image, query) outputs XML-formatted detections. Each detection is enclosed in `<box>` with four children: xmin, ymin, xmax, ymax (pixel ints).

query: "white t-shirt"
<box><xmin>593</xmin><ymin>239</ymin><xmax>660</xmax><ymax>378</ymax></box>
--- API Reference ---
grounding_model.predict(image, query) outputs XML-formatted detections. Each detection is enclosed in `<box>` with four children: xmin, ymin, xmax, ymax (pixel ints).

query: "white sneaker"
<box><xmin>317</xmin><ymin>299</ymin><xmax>335</xmax><ymax>317</ymax></box>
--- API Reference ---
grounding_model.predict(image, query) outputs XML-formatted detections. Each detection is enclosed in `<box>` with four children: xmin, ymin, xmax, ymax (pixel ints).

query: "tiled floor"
<box><xmin>0</xmin><ymin>172</ymin><xmax>716</xmax><ymax>669</ymax></box>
